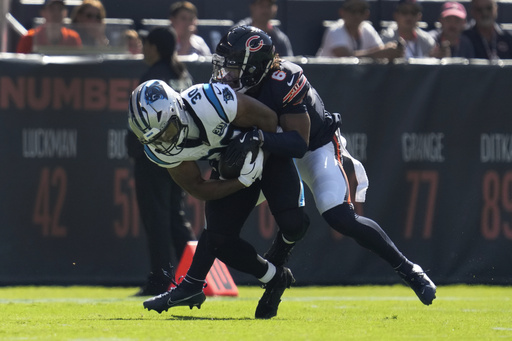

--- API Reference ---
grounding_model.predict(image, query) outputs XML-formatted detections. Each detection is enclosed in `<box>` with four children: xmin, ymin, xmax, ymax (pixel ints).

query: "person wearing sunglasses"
<box><xmin>71</xmin><ymin>0</ymin><xmax>109</xmax><ymax>47</ymax></box>
<box><xmin>463</xmin><ymin>0</ymin><xmax>512</xmax><ymax>60</ymax></box>
<box><xmin>381</xmin><ymin>0</ymin><xmax>436</xmax><ymax>59</ymax></box>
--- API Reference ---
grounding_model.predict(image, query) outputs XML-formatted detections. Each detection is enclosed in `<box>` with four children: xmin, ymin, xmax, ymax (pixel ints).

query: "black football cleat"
<box><xmin>143</xmin><ymin>285</ymin><xmax>206</xmax><ymax>313</ymax></box>
<box><xmin>255</xmin><ymin>266</ymin><xmax>295</xmax><ymax>319</ymax></box>
<box><xmin>397</xmin><ymin>264</ymin><xmax>437</xmax><ymax>305</ymax></box>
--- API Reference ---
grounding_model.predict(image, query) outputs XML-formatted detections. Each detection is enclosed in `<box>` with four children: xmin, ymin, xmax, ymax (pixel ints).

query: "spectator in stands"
<box><xmin>316</xmin><ymin>0</ymin><xmax>404</xmax><ymax>60</ymax></box>
<box><xmin>71</xmin><ymin>0</ymin><xmax>109</xmax><ymax>47</ymax></box>
<box><xmin>169</xmin><ymin>1</ymin><xmax>211</xmax><ymax>56</ymax></box>
<box><xmin>16</xmin><ymin>0</ymin><xmax>82</xmax><ymax>53</ymax></box>
<box><xmin>429</xmin><ymin>2</ymin><xmax>474</xmax><ymax>58</ymax></box>
<box><xmin>380</xmin><ymin>0</ymin><xmax>436</xmax><ymax>58</ymax></box>
<box><xmin>235</xmin><ymin>0</ymin><xmax>294</xmax><ymax>56</ymax></box>
<box><xmin>126</xmin><ymin>26</ymin><xmax>196</xmax><ymax>296</ymax></box>
<box><xmin>463</xmin><ymin>0</ymin><xmax>512</xmax><ymax>59</ymax></box>
<box><xmin>124</xmin><ymin>29</ymin><xmax>142</xmax><ymax>54</ymax></box>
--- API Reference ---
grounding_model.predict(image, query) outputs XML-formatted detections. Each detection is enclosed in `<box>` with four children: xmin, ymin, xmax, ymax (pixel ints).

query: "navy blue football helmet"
<box><xmin>212</xmin><ymin>25</ymin><xmax>275</xmax><ymax>93</ymax></box>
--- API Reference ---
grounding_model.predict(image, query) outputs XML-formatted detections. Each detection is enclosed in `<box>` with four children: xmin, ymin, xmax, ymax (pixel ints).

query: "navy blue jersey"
<box><xmin>247</xmin><ymin>60</ymin><xmax>340</xmax><ymax>151</ymax></box>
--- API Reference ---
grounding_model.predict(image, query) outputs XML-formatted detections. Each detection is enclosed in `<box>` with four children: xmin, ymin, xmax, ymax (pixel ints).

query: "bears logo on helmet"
<box><xmin>246</xmin><ymin>35</ymin><xmax>264</xmax><ymax>52</ymax></box>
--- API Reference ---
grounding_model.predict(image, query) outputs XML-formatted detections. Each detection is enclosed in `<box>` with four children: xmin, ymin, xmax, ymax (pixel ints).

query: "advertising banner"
<box><xmin>1</xmin><ymin>56</ymin><xmax>511</xmax><ymax>286</ymax></box>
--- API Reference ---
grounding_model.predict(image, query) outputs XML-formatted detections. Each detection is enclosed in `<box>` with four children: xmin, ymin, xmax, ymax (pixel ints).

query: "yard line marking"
<box><xmin>283</xmin><ymin>296</ymin><xmax>510</xmax><ymax>302</ymax></box>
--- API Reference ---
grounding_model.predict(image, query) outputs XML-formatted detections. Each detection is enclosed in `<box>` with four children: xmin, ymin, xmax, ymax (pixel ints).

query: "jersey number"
<box><xmin>187</xmin><ymin>88</ymin><xmax>202</xmax><ymax>105</ymax></box>
<box><xmin>271</xmin><ymin>71</ymin><xmax>286</xmax><ymax>81</ymax></box>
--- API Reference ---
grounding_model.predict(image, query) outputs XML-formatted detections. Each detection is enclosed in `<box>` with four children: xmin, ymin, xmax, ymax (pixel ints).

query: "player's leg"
<box><xmin>143</xmin><ymin>184</ymin><xmax>260</xmax><ymax>313</ymax></box>
<box><xmin>206</xmin><ymin>179</ymin><xmax>297</xmax><ymax>320</ymax></box>
<box><xmin>144</xmin><ymin>178</ymin><xmax>281</xmax><ymax>314</ymax></box>
<box><xmin>296</xmin><ymin>142</ymin><xmax>436</xmax><ymax>305</ymax></box>
<box><xmin>203</xmin><ymin>180</ymin><xmax>266</xmax><ymax>271</ymax></box>
<box><xmin>261</xmin><ymin>154</ymin><xmax>310</xmax><ymax>267</ymax></box>
<box><xmin>255</xmin><ymin>155</ymin><xmax>308</xmax><ymax>318</ymax></box>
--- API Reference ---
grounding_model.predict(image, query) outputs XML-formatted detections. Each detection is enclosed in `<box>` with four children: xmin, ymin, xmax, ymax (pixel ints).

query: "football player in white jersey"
<box><xmin>131</xmin><ymin>80</ymin><xmax>266</xmax><ymax>195</ymax></box>
<box><xmin>129</xmin><ymin>79</ymin><xmax>307</xmax><ymax>318</ymax></box>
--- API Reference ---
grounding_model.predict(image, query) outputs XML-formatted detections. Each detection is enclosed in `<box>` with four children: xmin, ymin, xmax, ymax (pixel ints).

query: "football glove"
<box><xmin>223</xmin><ymin>128</ymin><xmax>263</xmax><ymax>168</ymax></box>
<box><xmin>238</xmin><ymin>150</ymin><xmax>264</xmax><ymax>187</ymax></box>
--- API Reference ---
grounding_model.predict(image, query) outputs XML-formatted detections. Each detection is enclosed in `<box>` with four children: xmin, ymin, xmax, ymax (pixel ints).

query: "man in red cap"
<box><xmin>429</xmin><ymin>2</ymin><xmax>474</xmax><ymax>58</ymax></box>
<box><xmin>16</xmin><ymin>0</ymin><xmax>82</xmax><ymax>53</ymax></box>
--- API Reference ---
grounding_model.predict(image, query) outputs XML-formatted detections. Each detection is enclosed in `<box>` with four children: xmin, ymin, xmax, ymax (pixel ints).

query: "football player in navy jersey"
<box><xmin>130</xmin><ymin>80</ymin><xmax>308</xmax><ymax>319</ymax></box>
<box><xmin>211</xmin><ymin>25</ymin><xmax>437</xmax><ymax>308</ymax></box>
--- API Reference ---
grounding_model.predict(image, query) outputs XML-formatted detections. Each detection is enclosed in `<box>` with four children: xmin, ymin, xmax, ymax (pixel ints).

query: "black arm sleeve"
<box><xmin>261</xmin><ymin>130</ymin><xmax>308</xmax><ymax>158</ymax></box>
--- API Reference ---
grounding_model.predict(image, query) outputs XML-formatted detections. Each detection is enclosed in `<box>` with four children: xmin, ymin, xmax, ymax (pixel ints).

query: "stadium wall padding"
<box><xmin>1</xmin><ymin>55</ymin><xmax>511</xmax><ymax>286</ymax></box>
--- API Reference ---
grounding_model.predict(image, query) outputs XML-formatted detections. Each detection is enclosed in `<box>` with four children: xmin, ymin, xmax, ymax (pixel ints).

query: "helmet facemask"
<box><xmin>147</xmin><ymin>115</ymin><xmax>189</xmax><ymax>156</ymax></box>
<box><xmin>212</xmin><ymin>54</ymin><xmax>243</xmax><ymax>91</ymax></box>
<box><xmin>212</xmin><ymin>52</ymin><xmax>272</xmax><ymax>93</ymax></box>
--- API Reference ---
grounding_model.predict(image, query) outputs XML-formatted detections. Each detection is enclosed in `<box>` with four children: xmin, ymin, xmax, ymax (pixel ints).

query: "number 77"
<box><xmin>405</xmin><ymin>170</ymin><xmax>438</xmax><ymax>239</ymax></box>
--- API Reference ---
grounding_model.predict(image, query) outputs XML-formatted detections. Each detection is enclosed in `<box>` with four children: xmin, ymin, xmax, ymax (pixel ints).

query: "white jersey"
<box><xmin>144</xmin><ymin>83</ymin><xmax>241</xmax><ymax>168</ymax></box>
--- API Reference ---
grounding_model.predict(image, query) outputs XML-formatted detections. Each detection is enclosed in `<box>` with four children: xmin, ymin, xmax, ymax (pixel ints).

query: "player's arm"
<box><xmin>255</xmin><ymin>111</ymin><xmax>310</xmax><ymax>158</ymax></box>
<box><xmin>229</xmin><ymin>93</ymin><xmax>309</xmax><ymax>158</ymax></box>
<box><xmin>231</xmin><ymin>93</ymin><xmax>278</xmax><ymax>132</ymax></box>
<box><xmin>256</xmin><ymin>70</ymin><xmax>311</xmax><ymax>158</ymax></box>
<box><xmin>168</xmin><ymin>161</ymin><xmax>244</xmax><ymax>201</ymax></box>
<box><xmin>279</xmin><ymin>112</ymin><xmax>310</xmax><ymax>146</ymax></box>
<box><xmin>167</xmin><ymin>156</ymin><xmax>262</xmax><ymax>201</ymax></box>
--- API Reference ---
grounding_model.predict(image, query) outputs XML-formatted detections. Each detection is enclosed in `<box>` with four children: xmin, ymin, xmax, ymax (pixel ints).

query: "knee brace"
<box><xmin>274</xmin><ymin>207</ymin><xmax>310</xmax><ymax>242</ymax></box>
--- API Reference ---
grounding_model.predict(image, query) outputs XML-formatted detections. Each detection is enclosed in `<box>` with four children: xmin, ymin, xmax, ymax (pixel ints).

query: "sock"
<box><xmin>258</xmin><ymin>261</ymin><xmax>276</xmax><ymax>284</ymax></box>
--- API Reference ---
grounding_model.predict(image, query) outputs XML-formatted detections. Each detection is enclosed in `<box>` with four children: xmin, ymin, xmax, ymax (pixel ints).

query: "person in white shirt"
<box><xmin>169</xmin><ymin>1</ymin><xmax>211</xmax><ymax>56</ymax></box>
<box><xmin>380</xmin><ymin>0</ymin><xmax>436</xmax><ymax>58</ymax></box>
<box><xmin>317</xmin><ymin>0</ymin><xmax>404</xmax><ymax>59</ymax></box>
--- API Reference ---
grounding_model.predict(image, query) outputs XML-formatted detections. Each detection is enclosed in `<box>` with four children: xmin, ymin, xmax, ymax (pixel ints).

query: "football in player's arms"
<box><xmin>219</xmin><ymin>128</ymin><xmax>262</xmax><ymax>179</ymax></box>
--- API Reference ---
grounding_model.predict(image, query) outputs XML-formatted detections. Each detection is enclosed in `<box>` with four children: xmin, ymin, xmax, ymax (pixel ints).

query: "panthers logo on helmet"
<box><xmin>145</xmin><ymin>81</ymin><xmax>168</xmax><ymax>104</ymax></box>
<box><xmin>245</xmin><ymin>35</ymin><xmax>264</xmax><ymax>52</ymax></box>
<box><xmin>222</xmin><ymin>87</ymin><xmax>235</xmax><ymax>104</ymax></box>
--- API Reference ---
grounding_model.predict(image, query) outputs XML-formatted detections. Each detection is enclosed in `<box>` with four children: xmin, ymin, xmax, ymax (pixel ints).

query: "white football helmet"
<box><xmin>128</xmin><ymin>79</ymin><xmax>189</xmax><ymax>156</ymax></box>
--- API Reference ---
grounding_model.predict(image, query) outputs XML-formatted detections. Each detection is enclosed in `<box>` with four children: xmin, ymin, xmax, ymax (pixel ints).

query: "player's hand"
<box><xmin>223</xmin><ymin>128</ymin><xmax>263</xmax><ymax>168</ymax></box>
<box><xmin>238</xmin><ymin>150</ymin><xmax>264</xmax><ymax>187</ymax></box>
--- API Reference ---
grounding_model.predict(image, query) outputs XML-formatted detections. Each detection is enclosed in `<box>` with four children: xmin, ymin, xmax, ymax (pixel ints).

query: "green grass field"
<box><xmin>1</xmin><ymin>285</ymin><xmax>511</xmax><ymax>340</ymax></box>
